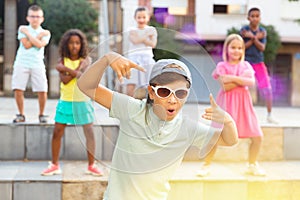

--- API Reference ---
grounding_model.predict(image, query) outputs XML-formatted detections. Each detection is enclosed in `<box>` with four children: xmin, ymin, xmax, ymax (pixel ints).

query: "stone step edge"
<box><xmin>1</xmin><ymin>161</ymin><xmax>300</xmax><ymax>182</ymax></box>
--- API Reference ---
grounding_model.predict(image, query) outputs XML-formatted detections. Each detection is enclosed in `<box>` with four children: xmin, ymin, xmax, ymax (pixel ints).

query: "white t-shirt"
<box><xmin>127</xmin><ymin>25</ymin><xmax>157</xmax><ymax>57</ymax></box>
<box><xmin>14</xmin><ymin>25</ymin><xmax>51</xmax><ymax>68</ymax></box>
<box><xmin>103</xmin><ymin>92</ymin><xmax>219</xmax><ymax>200</ymax></box>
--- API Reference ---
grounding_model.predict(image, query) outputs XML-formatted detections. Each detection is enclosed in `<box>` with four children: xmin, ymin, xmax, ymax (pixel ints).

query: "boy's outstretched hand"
<box><xmin>202</xmin><ymin>94</ymin><xmax>231</xmax><ymax>124</ymax></box>
<box><xmin>105</xmin><ymin>52</ymin><xmax>145</xmax><ymax>83</ymax></box>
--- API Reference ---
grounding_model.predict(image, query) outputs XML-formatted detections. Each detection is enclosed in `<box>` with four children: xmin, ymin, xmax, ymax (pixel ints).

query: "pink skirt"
<box><xmin>216</xmin><ymin>87</ymin><xmax>263</xmax><ymax>138</ymax></box>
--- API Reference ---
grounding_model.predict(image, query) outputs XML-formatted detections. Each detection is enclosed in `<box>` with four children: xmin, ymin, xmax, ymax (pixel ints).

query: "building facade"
<box><xmin>121</xmin><ymin>0</ymin><xmax>300</xmax><ymax>106</ymax></box>
<box><xmin>1</xmin><ymin>0</ymin><xmax>300</xmax><ymax>105</ymax></box>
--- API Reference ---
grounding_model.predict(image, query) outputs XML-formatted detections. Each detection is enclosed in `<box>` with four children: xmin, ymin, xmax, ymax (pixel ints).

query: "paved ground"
<box><xmin>1</xmin><ymin>96</ymin><xmax>300</xmax><ymax>127</ymax></box>
<box><xmin>1</xmin><ymin>160</ymin><xmax>300</xmax><ymax>183</ymax></box>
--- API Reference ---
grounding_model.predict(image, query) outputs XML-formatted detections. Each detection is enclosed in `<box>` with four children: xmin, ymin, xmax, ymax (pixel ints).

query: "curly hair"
<box><xmin>58</xmin><ymin>29</ymin><xmax>88</xmax><ymax>59</ymax></box>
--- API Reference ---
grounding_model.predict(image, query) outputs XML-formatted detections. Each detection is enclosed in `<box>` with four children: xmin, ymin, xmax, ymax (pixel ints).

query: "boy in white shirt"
<box><xmin>77</xmin><ymin>52</ymin><xmax>238</xmax><ymax>200</ymax></box>
<box><xmin>12</xmin><ymin>4</ymin><xmax>51</xmax><ymax>123</ymax></box>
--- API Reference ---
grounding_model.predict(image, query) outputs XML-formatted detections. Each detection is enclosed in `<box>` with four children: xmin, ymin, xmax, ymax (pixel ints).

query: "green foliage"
<box><xmin>227</xmin><ymin>24</ymin><xmax>281</xmax><ymax>64</ymax></box>
<box><xmin>227</xmin><ymin>27</ymin><xmax>240</xmax><ymax>35</ymax></box>
<box><xmin>262</xmin><ymin>24</ymin><xmax>281</xmax><ymax>64</ymax></box>
<box><xmin>37</xmin><ymin>0</ymin><xmax>98</xmax><ymax>45</ymax></box>
<box><xmin>149</xmin><ymin>18</ymin><xmax>181</xmax><ymax>61</ymax></box>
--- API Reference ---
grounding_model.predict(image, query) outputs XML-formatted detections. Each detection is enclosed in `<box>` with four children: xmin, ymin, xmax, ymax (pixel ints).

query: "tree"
<box><xmin>149</xmin><ymin>17</ymin><xmax>181</xmax><ymax>61</ymax></box>
<box><xmin>227</xmin><ymin>24</ymin><xmax>281</xmax><ymax>65</ymax></box>
<box><xmin>37</xmin><ymin>0</ymin><xmax>98</xmax><ymax>45</ymax></box>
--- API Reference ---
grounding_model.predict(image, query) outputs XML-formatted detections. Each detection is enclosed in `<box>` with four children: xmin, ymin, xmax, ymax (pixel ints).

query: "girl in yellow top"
<box><xmin>41</xmin><ymin>29</ymin><xmax>102</xmax><ymax>176</ymax></box>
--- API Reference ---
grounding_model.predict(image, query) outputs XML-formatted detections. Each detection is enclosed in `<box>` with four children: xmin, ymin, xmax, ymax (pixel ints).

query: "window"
<box><xmin>213</xmin><ymin>4</ymin><xmax>247</xmax><ymax>14</ymax></box>
<box><xmin>169</xmin><ymin>7</ymin><xmax>187</xmax><ymax>15</ymax></box>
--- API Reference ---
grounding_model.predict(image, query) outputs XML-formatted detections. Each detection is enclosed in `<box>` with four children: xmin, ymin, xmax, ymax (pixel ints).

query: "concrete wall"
<box><xmin>278</xmin><ymin>45</ymin><xmax>300</xmax><ymax>106</ymax></box>
<box><xmin>1</xmin><ymin>124</ymin><xmax>300</xmax><ymax>162</ymax></box>
<box><xmin>184</xmin><ymin>126</ymin><xmax>300</xmax><ymax>162</ymax></box>
<box><xmin>0</xmin><ymin>124</ymin><xmax>118</xmax><ymax>161</ymax></box>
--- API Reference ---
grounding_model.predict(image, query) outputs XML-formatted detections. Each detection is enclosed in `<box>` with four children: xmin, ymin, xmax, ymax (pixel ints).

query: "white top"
<box><xmin>127</xmin><ymin>25</ymin><xmax>157</xmax><ymax>57</ymax></box>
<box><xmin>14</xmin><ymin>25</ymin><xmax>51</xmax><ymax>68</ymax></box>
<box><xmin>103</xmin><ymin>92</ymin><xmax>218</xmax><ymax>200</ymax></box>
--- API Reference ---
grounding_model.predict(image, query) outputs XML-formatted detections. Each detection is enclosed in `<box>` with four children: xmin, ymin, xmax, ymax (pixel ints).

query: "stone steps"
<box><xmin>185</xmin><ymin>126</ymin><xmax>300</xmax><ymax>161</ymax></box>
<box><xmin>0</xmin><ymin>124</ymin><xmax>118</xmax><ymax>161</ymax></box>
<box><xmin>1</xmin><ymin>160</ymin><xmax>300</xmax><ymax>200</ymax></box>
<box><xmin>1</xmin><ymin>123</ymin><xmax>300</xmax><ymax>162</ymax></box>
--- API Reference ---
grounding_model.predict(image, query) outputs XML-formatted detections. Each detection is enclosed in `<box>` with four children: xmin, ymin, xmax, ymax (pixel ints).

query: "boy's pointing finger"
<box><xmin>131</xmin><ymin>62</ymin><xmax>146</xmax><ymax>72</ymax></box>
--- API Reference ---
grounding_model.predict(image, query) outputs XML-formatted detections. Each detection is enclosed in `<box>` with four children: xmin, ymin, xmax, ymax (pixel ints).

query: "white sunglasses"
<box><xmin>151</xmin><ymin>86</ymin><xmax>189</xmax><ymax>100</ymax></box>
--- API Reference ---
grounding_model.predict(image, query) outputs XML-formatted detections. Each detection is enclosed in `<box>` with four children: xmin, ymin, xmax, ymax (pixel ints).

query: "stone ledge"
<box><xmin>1</xmin><ymin>124</ymin><xmax>300</xmax><ymax>161</ymax></box>
<box><xmin>184</xmin><ymin>127</ymin><xmax>300</xmax><ymax>161</ymax></box>
<box><xmin>1</xmin><ymin>161</ymin><xmax>300</xmax><ymax>200</ymax></box>
<box><xmin>0</xmin><ymin>124</ymin><xmax>119</xmax><ymax>161</ymax></box>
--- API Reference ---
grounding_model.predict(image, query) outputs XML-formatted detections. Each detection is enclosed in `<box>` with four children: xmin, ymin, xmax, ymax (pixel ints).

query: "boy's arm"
<box><xmin>37</xmin><ymin>30</ymin><xmax>51</xmax><ymax>40</ymax></box>
<box><xmin>256</xmin><ymin>30</ymin><xmax>266</xmax><ymax>40</ymax></box>
<box><xmin>20</xmin><ymin>38</ymin><xmax>33</xmax><ymax>49</ymax></box>
<box><xmin>77</xmin><ymin>52</ymin><xmax>144</xmax><ymax>109</ymax></box>
<box><xmin>240</xmin><ymin>29</ymin><xmax>255</xmax><ymax>49</ymax></box>
<box><xmin>18</xmin><ymin>26</ymin><xmax>33</xmax><ymax>49</ymax></box>
<box><xmin>240</xmin><ymin>29</ymin><xmax>254</xmax><ymax>39</ymax></box>
<box><xmin>202</xmin><ymin>94</ymin><xmax>238</xmax><ymax>146</ymax></box>
<box><xmin>20</xmin><ymin>26</ymin><xmax>50</xmax><ymax>49</ymax></box>
<box><xmin>241</xmin><ymin>28</ymin><xmax>266</xmax><ymax>52</ymax></box>
<box><xmin>244</xmin><ymin>39</ymin><xmax>254</xmax><ymax>49</ymax></box>
<box><xmin>252</xmin><ymin>34</ymin><xmax>266</xmax><ymax>52</ymax></box>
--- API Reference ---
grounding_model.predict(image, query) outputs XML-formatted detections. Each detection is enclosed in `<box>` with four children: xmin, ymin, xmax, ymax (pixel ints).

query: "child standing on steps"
<box><xmin>240</xmin><ymin>7</ymin><xmax>277</xmax><ymax>124</ymax></box>
<box><xmin>77</xmin><ymin>52</ymin><xmax>238</xmax><ymax>199</ymax></box>
<box><xmin>124</xmin><ymin>6</ymin><xmax>157</xmax><ymax>97</ymax></box>
<box><xmin>12</xmin><ymin>5</ymin><xmax>51</xmax><ymax>123</ymax></box>
<box><xmin>197</xmin><ymin>34</ymin><xmax>266</xmax><ymax>177</ymax></box>
<box><xmin>41</xmin><ymin>29</ymin><xmax>102</xmax><ymax>176</ymax></box>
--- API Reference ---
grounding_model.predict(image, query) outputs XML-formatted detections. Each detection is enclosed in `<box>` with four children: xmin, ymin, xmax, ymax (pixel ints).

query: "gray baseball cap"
<box><xmin>149</xmin><ymin>59</ymin><xmax>192</xmax><ymax>85</ymax></box>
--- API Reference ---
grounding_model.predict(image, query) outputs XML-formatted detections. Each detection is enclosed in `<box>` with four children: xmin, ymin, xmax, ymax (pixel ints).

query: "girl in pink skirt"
<box><xmin>197</xmin><ymin>34</ymin><xmax>265</xmax><ymax>176</ymax></box>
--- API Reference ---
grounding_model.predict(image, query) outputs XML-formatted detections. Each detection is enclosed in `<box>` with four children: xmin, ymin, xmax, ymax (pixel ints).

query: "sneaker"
<box><xmin>266</xmin><ymin>115</ymin><xmax>278</xmax><ymax>124</ymax></box>
<box><xmin>13</xmin><ymin>114</ymin><xmax>25</xmax><ymax>123</ymax></box>
<box><xmin>39</xmin><ymin>115</ymin><xmax>48</xmax><ymax>123</ymax></box>
<box><xmin>245</xmin><ymin>162</ymin><xmax>266</xmax><ymax>176</ymax></box>
<box><xmin>196</xmin><ymin>164</ymin><xmax>210</xmax><ymax>177</ymax></box>
<box><xmin>86</xmin><ymin>162</ymin><xmax>103</xmax><ymax>176</ymax></box>
<box><xmin>41</xmin><ymin>162</ymin><xmax>62</xmax><ymax>176</ymax></box>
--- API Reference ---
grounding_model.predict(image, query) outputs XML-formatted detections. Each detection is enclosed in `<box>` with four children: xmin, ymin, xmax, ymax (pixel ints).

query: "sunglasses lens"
<box><xmin>175</xmin><ymin>90</ymin><xmax>188</xmax><ymax>99</ymax></box>
<box><xmin>157</xmin><ymin>88</ymin><xmax>171</xmax><ymax>98</ymax></box>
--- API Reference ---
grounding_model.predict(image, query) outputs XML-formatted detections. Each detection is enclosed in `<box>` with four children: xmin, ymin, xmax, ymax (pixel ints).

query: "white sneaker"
<box><xmin>41</xmin><ymin>162</ymin><xmax>62</xmax><ymax>176</ymax></box>
<box><xmin>266</xmin><ymin>115</ymin><xmax>278</xmax><ymax>124</ymax></box>
<box><xmin>245</xmin><ymin>162</ymin><xmax>266</xmax><ymax>176</ymax></box>
<box><xmin>196</xmin><ymin>164</ymin><xmax>210</xmax><ymax>177</ymax></box>
<box><xmin>86</xmin><ymin>162</ymin><xmax>103</xmax><ymax>176</ymax></box>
